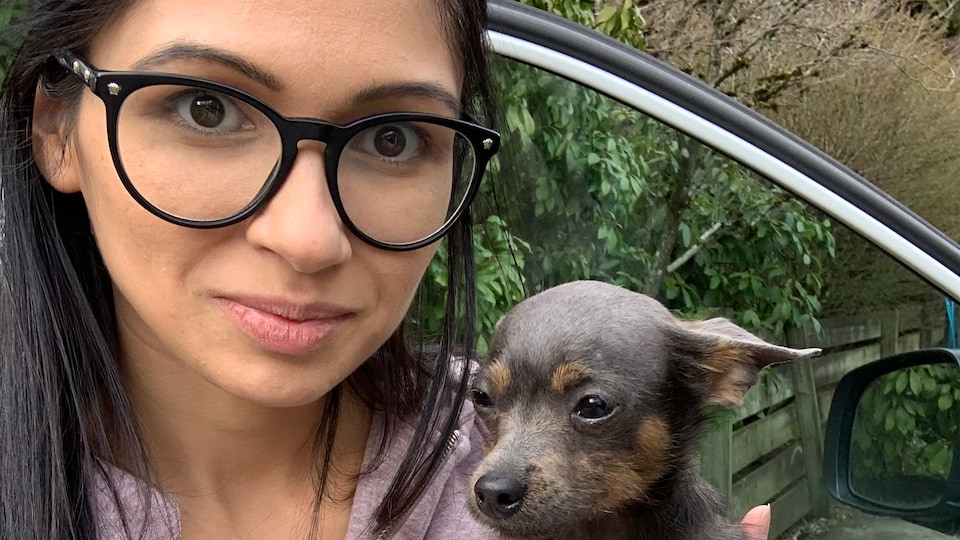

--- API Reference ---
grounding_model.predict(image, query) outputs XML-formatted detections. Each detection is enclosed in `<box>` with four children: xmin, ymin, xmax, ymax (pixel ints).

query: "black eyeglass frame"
<box><xmin>52</xmin><ymin>49</ymin><xmax>502</xmax><ymax>251</ymax></box>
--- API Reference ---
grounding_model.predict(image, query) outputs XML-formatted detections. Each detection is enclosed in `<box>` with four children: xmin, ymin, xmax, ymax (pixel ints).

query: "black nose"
<box><xmin>474</xmin><ymin>473</ymin><xmax>526</xmax><ymax>519</ymax></box>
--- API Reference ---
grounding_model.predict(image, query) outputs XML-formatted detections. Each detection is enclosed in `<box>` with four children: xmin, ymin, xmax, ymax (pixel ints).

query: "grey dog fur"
<box><xmin>469</xmin><ymin>280</ymin><xmax>820</xmax><ymax>540</ymax></box>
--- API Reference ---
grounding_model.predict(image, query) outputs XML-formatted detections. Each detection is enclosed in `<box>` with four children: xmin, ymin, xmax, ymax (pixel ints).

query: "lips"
<box><xmin>215</xmin><ymin>296</ymin><xmax>354</xmax><ymax>355</ymax></box>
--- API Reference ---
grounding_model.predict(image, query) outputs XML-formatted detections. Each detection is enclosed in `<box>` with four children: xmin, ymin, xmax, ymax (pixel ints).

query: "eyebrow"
<box><xmin>131</xmin><ymin>42</ymin><xmax>284</xmax><ymax>91</ymax></box>
<box><xmin>349</xmin><ymin>82</ymin><xmax>463</xmax><ymax>116</ymax></box>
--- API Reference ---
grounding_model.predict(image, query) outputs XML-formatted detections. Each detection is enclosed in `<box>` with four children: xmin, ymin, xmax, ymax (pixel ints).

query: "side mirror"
<box><xmin>824</xmin><ymin>348</ymin><xmax>960</xmax><ymax>532</ymax></box>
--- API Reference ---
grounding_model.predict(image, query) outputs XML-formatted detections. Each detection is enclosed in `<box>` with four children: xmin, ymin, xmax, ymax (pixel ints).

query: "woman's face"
<box><xmin>39</xmin><ymin>0</ymin><xmax>460</xmax><ymax>407</ymax></box>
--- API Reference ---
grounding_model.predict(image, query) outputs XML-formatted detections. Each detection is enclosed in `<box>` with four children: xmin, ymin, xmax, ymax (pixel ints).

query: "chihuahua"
<box><xmin>469</xmin><ymin>280</ymin><xmax>820</xmax><ymax>540</ymax></box>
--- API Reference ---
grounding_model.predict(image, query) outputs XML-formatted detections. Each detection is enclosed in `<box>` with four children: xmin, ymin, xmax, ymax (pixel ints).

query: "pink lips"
<box><xmin>215</xmin><ymin>296</ymin><xmax>353</xmax><ymax>355</ymax></box>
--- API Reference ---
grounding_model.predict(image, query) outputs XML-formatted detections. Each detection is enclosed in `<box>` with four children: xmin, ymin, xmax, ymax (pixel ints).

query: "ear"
<box><xmin>32</xmin><ymin>87</ymin><xmax>81</xmax><ymax>193</ymax></box>
<box><xmin>669</xmin><ymin>317</ymin><xmax>821</xmax><ymax>407</ymax></box>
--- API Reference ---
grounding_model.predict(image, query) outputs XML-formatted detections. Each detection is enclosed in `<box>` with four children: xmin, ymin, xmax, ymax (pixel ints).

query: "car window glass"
<box><xmin>477</xmin><ymin>56</ymin><xmax>951</xmax><ymax>539</ymax></box>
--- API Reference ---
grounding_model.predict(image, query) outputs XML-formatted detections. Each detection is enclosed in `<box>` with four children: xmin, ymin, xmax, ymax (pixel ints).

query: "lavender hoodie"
<box><xmin>93</xmin><ymin>399</ymin><xmax>499</xmax><ymax>539</ymax></box>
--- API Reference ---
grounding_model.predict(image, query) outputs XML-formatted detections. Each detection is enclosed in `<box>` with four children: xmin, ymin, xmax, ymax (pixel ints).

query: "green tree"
<box><xmin>486</xmin><ymin>57</ymin><xmax>832</xmax><ymax>335</ymax></box>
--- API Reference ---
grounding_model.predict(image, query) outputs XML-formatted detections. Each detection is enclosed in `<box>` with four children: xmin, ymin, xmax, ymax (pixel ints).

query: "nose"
<box><xmin>245</xmin><ymin>145</ymin><xmax>352</xmax><ymax>273</ymax></box>
<box><xmin>474</xmin><ymin>473</ymin><xmax>526</xmax><ymax>520</ymax></box>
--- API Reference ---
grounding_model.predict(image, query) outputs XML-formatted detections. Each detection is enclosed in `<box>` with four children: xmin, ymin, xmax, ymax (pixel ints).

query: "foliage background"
<box><xmin>0</xmin><ymin>1</ymin><xmax>26</xmax><ymax>79</ymax></box>
<box><xmin>852</xmin><ymin>364</ymin><xmax>960</xmax><ymax>492</ymax></box>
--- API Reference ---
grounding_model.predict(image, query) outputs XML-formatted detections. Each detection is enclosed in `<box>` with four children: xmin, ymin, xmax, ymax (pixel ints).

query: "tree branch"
<box><xmin>666</xmin><ymin>221</ymin><xmax>723</xmax><ymax>273</ymax></box>
<box><xmin>863</xmin><ymin>44</ymin><xmax>959</xmax><ymax>91</ymax></box>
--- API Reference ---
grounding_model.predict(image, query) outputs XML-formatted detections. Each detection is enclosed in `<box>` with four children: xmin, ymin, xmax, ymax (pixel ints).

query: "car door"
<box><xmin>484</xmin><ymin>1</ymin><xmax>960</xmax><ymax>538</ymax></box>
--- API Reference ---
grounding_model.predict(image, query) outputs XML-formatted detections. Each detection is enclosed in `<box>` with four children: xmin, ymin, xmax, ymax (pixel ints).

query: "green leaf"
<box><xmin>939</xmin><ymin>393</ymin><xmax>954</xmax><ymax>411</ymax></box>
<box><xmin>910</xmin><ymin>370</ymin><xmax>922</xmax><ymax>396</ymax></box>
<box><xmin>506</xmin><ymin>104</ymin><xmax>522</xmax><ymax>132</ymax></box>
<box><xmin>666</xmin><ymin>285</ymin><xmax>679</xmax><ymax>300</ymax></box>
<box><xmin>930</xmin><ymin>445</ymin><xmax>953</xmax><ymax>476</ymax></box>
<box><xmin>596</xmin><ymin>6</ymin><xmax>618</xmax><ymax>24</ymax></box>
<box><xmin>534</xmin><ymin>183</ymin><xmax>550</xmax><ymax>202</ymax></box>
<box><xmin>896</xmin><ymin>372</ymin><xmax>908</xmax><ymax>394</ymax></box>
<box><xmin>522</xmin><ymin>108</ymin><xmax>537</xmax><ymax>136</ymax></box>
<box><xmin>605</xmin><ymin>230</ymin><xmax>618</xmax><ymax>252</ymax></box>
<box><xmin>896</xmin><ymin>407</ymin><xmax>913</xmax><ymax>435</ymax></box>
<box><xmin>680</xmin><ymin>223</ymin><xmax>691</xmax><ymax>248</ymax></box>
<box><xmin>903</xmin><ymin>400</ymin><xmax>917</xmax><ymax>415</ymax></box>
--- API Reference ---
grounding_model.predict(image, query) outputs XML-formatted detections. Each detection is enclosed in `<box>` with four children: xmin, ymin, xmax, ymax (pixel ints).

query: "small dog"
<box><xmin>469</xmin><ymin>280</ymin><xmax>820</xmax><ymax>540</ymax></box>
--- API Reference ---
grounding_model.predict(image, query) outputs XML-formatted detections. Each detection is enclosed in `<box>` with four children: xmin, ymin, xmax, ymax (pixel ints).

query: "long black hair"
<box><xmin>0</xmin><ymin>1</ymin><xmax>495</xmax><ymax>538</ymax></box>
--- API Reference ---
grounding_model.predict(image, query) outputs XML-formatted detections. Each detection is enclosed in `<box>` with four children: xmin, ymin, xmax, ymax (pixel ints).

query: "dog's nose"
<box><xmin>474</xmin><ymin>473</ymin><xmax>526</xmax><ymax>519</ymax></box>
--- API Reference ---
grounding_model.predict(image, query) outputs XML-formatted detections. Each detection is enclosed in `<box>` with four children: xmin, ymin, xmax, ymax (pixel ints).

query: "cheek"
<box><xmin>593</xmin><ymin>417</ymin><xmax>673</xmax><ymax>510</ymax></box>
<box><xmin>71</xmin><ymin>114</ymin><xmax>208</xmax><ymax>281</ymax></box>
<box><xmin>71</xmin><ymin>105</ymin><xmax>120</xmax><ymax>221</ymax></box>
<box><xmin>69</xmin><ymin>96</ymin><xmax>144</xmax><ymax>241</ymax></box>
<box><xmin>367</xmin><ymin>243</ymin><xmax>438</xmax><ymax>310</ymax></box>
<box><xmin>67</xmin><ymin>106</ymin><xmax>236</xmax><ymax>350</ymax></box>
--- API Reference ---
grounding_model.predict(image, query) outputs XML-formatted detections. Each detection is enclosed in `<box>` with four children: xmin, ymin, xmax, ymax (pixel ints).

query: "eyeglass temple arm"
<box><xmin>52</xmin><ymin>49</ymin><xmax>98</xmax><ymax>92</ymax></box>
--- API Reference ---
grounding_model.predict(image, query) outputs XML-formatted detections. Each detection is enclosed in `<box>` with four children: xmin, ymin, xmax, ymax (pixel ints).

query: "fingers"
<box><xmin>741</xmin><ymin>504</ymin><xmax>771</xmax><ymax>540</ymax></box>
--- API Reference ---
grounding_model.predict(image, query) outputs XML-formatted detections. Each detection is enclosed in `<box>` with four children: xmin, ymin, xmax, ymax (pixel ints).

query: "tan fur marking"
<box><xmin>701</xmin><ymin>340</ymin><xmax>755</xmax><ymax>407</ymax></box>
<box><xmin>488</xmin><ymin>361</ymin><xmax>512</xmax><ymax>396</ymax></box>
<box><xmin>550</xmin><ymin>362</ymin><xmax>591</xmax><ymax>394</ymax></box>
<box><xmin>598</xmin><ymin>416</ymin><xmax>672</xmax><ymax>510</ymax></box>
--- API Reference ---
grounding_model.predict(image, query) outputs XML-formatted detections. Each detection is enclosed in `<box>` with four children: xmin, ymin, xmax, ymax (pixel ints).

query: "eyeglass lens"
<box><xmin>115</xmin><ymin>84</ymin><xmax>477</xmax><ymax>244</ymax></box>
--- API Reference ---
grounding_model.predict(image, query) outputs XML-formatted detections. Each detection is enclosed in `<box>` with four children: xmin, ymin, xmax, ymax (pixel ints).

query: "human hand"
<box><xmin>741</xmin><ymin>504</ymin><xmax>771</xmax><ymax>540</ymax></box>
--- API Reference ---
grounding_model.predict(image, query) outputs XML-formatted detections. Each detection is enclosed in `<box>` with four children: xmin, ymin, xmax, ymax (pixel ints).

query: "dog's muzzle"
<box><xmin>474</xmin><ymin>473</ymin><xmax>527</xmax><ymax>519</ymax></box>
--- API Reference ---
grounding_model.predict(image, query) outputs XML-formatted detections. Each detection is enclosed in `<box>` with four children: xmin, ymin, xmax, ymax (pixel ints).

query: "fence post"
<box><xmin>700</xmin><ymin>421</ymin><xmax>733</xmax><ymax>510</ymax></box>
<box><xmin>920</xmin><ymin>302</ymin><xmax>938</xmax><ymax>348</ymax></box>
<box><xmin>788</xmin><ymin>328</ymin><xmax>831</xmax><ymax>517</ymax></box>
<box><xmin>881</xmin><ymin>311</ymin><xmax>899</xmax><ymax>358</ymax></box>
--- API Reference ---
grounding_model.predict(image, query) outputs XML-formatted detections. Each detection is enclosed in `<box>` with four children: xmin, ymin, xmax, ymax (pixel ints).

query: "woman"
<box><xmin>0</xmin><ymin>0</ymin><xmax>773</xmax><ymax>538</ymax></box>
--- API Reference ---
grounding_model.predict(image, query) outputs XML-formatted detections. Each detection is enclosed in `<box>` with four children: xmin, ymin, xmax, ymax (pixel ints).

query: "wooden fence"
<box><xmin>699</xmin><ymin>301</ymin><xmax>947</xmax><ymax>539</ymax></box>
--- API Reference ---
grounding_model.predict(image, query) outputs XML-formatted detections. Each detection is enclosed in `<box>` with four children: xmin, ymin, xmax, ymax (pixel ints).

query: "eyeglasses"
<box><xmin>52</xmin><ymin>49</ymin><xmax>501</xmax><ymax>251</ymax></box>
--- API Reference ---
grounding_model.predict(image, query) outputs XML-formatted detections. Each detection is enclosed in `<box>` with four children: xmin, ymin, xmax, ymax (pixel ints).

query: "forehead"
<box><xmin>87</xmin><ymin>0</ymin><xmax>459</xmax><ymax>114</ymax></box>
<box><xmin>486</xmin><ymin>286</ymin><xmax>676</xmax><ymax>384</ymax></box>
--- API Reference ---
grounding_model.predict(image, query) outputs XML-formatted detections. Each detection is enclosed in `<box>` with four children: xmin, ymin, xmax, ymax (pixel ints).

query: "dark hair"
<box><xmin>0</xmin><ymin>1</ymin><xmax>494</xmax><ymax>538</ymax></box>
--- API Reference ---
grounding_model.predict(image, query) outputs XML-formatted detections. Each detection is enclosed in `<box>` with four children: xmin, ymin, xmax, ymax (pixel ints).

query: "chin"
<box><xmin>212</xmin><ymin>358</ymin><xmax>348</xmax><ymax>409</ymax></box>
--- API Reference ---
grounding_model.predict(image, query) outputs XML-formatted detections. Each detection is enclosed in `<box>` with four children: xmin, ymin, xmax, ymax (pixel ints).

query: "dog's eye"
<box><xmin>471</xmin><ymin>388</ymin><xmax>494</xmax><ymax>409</ymax></box>
<box><xmin>574</xmin><ymin>396</ymin><xmax>611</xmax><ymax>419</ymax></box>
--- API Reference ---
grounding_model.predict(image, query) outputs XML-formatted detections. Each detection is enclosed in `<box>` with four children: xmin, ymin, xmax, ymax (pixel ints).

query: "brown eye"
<box><xmin>471</xmin><ymin>388</ymin><xmax>494</xmax><ymax>409</ymax></box>
<box><xmin>190</xmin><ymin>94</ymin><xmax>226</xmax><ymax>128</ymax></box>
<box><xmin>171</xmin><ymin>90</ymin><xmax>248</xmax><ymax>133</ymax></box>
<box><xmin>574</xmin><ymin>395</ymin><xmax>611</xmax><ymax>419</ymax></box>
<box><xmin>374</xmin><ymin>126</ymin><xmax>407</xmax><ymax>157</ymax></box>
<box><xmin>350</xmin><ymin>122</ymin><xmax>425</xmax><ymax>163</ymax></box>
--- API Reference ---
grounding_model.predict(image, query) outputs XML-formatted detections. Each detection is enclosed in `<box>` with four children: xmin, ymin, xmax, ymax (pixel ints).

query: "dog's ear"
<box><xmin>669</xmin><ymin>317</ymin><xmax>820</xmax><ymax>407</ymax></box>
